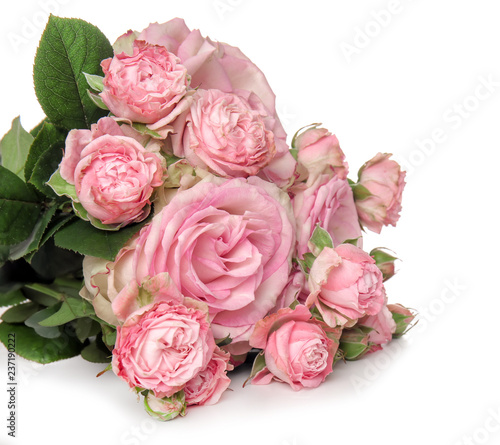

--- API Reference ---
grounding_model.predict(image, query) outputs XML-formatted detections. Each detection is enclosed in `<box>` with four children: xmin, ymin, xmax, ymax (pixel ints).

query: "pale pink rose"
<box><xmin>358</xmin><ymin>305</ymin><xmax>397</xmax><ymax>353</ymax></box>
<box><xmin>112</xmin><ymin>300</ymin><xmax>215</xmax><ymax>399</ymax></box>
<box><xmin>355</xmin><ymin>153</ymin><xmax>406</xmax><ymax>233</ymax></box>
<box><xmin>184</xmin><ymin>346</ymin><xmax>233</xmax><ymax>406</ymax></box>
<box><xmin>294</xmin><ymin>126</ymin><xmax>348</xmax><ymax>182</ymax></box>
<box><xmin>100</xmin><ymin>40</ymin><xmax>189</xmax><ymax>125</ymax></box>
<box><xmin>105</xmin><ymin>176</ymin><xmax>295</xmax><ymax>352</ymax></box>
<box><xmin>171</xmin><ymin>89</ymin><xmax>276</xmax><ymax>178</ymax></box>
<box><xmin>306</xmin><ymin>244</ymin><xmax>385</xmax><ymax>327</ymax></box>
<box><xmin>249</xmin><ymin>305</ymin><xmax>341</xmax><ymax>390</ymax></box>
<box><xmin>115</xmin><ymin>19</ymin><xmax>296</xmax><ymax>186</ymax></box>
<box><xmin>59</xmin><ymin>117</ymin><xmax>165</xmax><ymax>226</ymax></box>
<box><xmin>292</xmin><ymin>174</ymin><xmax>362</xmax><ymax>259</ymax></box>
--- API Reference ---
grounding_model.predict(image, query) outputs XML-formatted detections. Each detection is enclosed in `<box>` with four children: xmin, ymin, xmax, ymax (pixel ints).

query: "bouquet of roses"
<box><xmin>0</xmin><ymin>15</ymin><xmax>415</xmax><ymax>420</ymax></box>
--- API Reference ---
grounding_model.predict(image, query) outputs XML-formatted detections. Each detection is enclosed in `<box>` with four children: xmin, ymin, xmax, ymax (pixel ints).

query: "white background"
<box><xmin>1</xmin><ymin>1</ymin><xmax>499</xmax><ymax>444</ymax></box>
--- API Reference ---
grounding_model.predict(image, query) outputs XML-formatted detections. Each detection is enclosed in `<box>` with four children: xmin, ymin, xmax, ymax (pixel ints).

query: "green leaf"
<box><xmin>29</xmin><ymin>144</ymin><xmax>64</xmax><ymax>197</ymax></box>
<box><xmin>132</xmin><ymin>122</ymin><xmax>162</xmax><ymax>139</ymax></box>
<box><xmin>215</xmin><ymin>335</ymin><xmax>232</xmax><ymax>347</ymax></box>
<box><xmin>308</xmin><ymin>225</ymin><xmax>333</xmax><ymax>256</ymax></box>
<box><xmin>81</xmin><ymin>335</ymin><xmax>111</xmax><ymax>363</ymax></box>
<box><xmin>83</xmin><ymin>72</ymin><xmax>104</xmax><ymax>92</ymax></box>
<box><xmin>370</xmin><ymin>247</ymin><xmax>398</xmax><ymax>264</ymax></box>
<box><xmin>0</xmin><ymin>165</ymin><xmax>41</xmax><ymax>245</ymax></box>
<box><xmin>0</xmin><ymin>289</ymin><xmax>26</xmax><ymax>307</ymax></box>
<box><xmin>343</xmin><ymin>237</ymin><xmax>361</xmax><ymax>247</ymax></box>
<box><xmin>75</xmin><ymin>317</ymin><xmax>101</xmax><ymax>343</ymax></box>
<box><xmin>243</xmin><ymin>350</ymin><xmax>266</xmax><ymax>387</ymax></box>
<box><xmin>30</xmin><ymin>118</ymin><xmax>49</xmax><ymax>137</ymax></box>
<box><xmin>29</xmin><ymin>239</ymin><xmax>83</xmax><ymax>280</ymax></box>
<box><xmin>298</xmin><ymin>252</ymin><xmax>316</xmax><ymax>273</ymax></box>
<box><xmin>39</xmin><ymin>297</ymin><xmax>95</xmax><ymax>327</ymax></box>
<box><xmin>46</xmin><ymin>168</ymin><xmax>78</xmax><ymax>201</ymax></box>
<box><xmin>7</xmin><ymin>204</ymin><xmax>58</xmax><ymax>261</ymax></box>
<box><xmin>351</xmin><ymin>183</ymin><xmax>372</xmax><ymax>201</ymax></box>
<box><xmin>1</xmin><ymin>302</ymin><xmax>40</xmax><ymax>323</ymax></box>
<box><xmin>0</xmin><ymin>321</ymin><xmax>83</xmax><ymax>363</ymax></box>
<box><xmin>33</xmin><ymin>15</ymin><xmax>113</xmax><ymax>130</ymax></box>
<box><xmin>25</xmin><ymin>305</ymin><xmax>62</xmax><ymax>338</ymax></box>
<box><xmin>0</xmin><ymin>117</ymin><xmax>34</xmax><ymax>178</ymax></box>
<box><xmin>87</xmin><ymin>90</ymin><xmax>109</xmax><ymax>110</ymax></box>
<box><xmin>54</xmin><ymin>218</ymin><xmax>148</xmax><ymax>261</ymax></box>
<box><xmin>25</xmin><ymin>121</ymin><xmax>66</xmax><ymax>184</ymax></box>
<box><xmin>101</xmin><ymin>323</ymin><xmax>117</xmax><ymax>348</ymax></box>
<box><xmin>339</xmin><ymin>341</ymin><xmax>370</xmax><ymax>361</ymax></box>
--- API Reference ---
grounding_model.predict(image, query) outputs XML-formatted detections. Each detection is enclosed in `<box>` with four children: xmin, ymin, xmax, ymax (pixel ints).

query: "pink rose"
<box><xmin>306</xmin><ymin>244</ymin><xmax>385</xmax><ymax>327</ymax></box>
<box><xmin>273</xmin><ymin>268</ymin><xmax>308</xmax><ymax>311</ymax></box>
<box><xmin>292</xmin><ymin>174</ymin><xmax>362</xmax><ymax>259</ymax></box>
<box><xmin>112</xmin><ymin>299</ymin><xmax>215</xmax><ymax>399</ymax></box>
<box><xmin>249</xmin><ymin>305</ymin><xmax>341</xmax><ymax>390</ymax></box>
<box><xmin>100</xmin><ymin>40</ymin><xmax>189</xmax><ymax>125</ymax></box>
<box><xmin>354</xmin><ymin>152</ymin><xmax>406</xmax><ymax>233</ymax></box>
<box><xmin>358</xmin><ymin>305</ymin><xmax>397</xmax><ymax>353</ymax></box>
<box><xmin>184</xmin><ymin>346</ymin><xmax>233</xmax><ymax>406</ymax></box>
<box><xmin>293</xmin><ymin>126</ymin><xmax>348</xmax><ymax>182</ymax></box>
<box><xmin>58</xmin><ymin>117</ymin><xmax>165</xmax><ymax>226</ymax></box>
<box><xmin>171</xmin><ymin>89</ymin><xmax>276</xmax><ymax>178</ymax></box>
<box><xmin>104</xmin><ymin>176</ymin><xmax>295</xmax><ymax>351</ymax></box>
<box><xmin>115</xmin><ymin>19</ymin><xmax>296</xmax><ymax>186</ymax></box>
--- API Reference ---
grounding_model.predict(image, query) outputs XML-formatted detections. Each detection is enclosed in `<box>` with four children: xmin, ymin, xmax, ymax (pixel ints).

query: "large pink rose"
<box><xmin>354</xmin><ymin>152</ymin><xmax>406</xmax><ymax>233</ymax></box>
<box><xmin>184</xmin><ymin>346</ymin><xmax>233</xmax><ymax>406</ymax></box>
<box><xmin>58</xmin><ymin>117</ymin><xmax>165</xmax><ymax>226</ymax></box>
<box><xmin>292</xmin><ymin>174</ymin><xmax>362</xmax><ymax>259</ymax></box>
<box><xmin>306</xmin><ymin>244</ymin><xmax>385</xmax><ymax>327</ymax></box>
<box><xmin>358</xmin><ymin>305</ymin><xmax>397</xmax><ymax>353</ymax></box>
<box><xmin>100</xmin><ymin>40</ymin><xmax>189</xmax><ymax>125</ymax></box>
<box><xmin>106</xmin><ymin>176</ymin><xmax>295</xmax><ymax>350</ymax></box>
<box><xmin>112</xmin><ymin>299</ymin><xmax>215</xmax><ymax>399</ymax></box>
<box><xmin>249</xmin><ymin>305</ymin><xmax>341</xmax><ymax>391</ymax></box>
<box><xmin>171</xmin><ymin>89</ymin><xmax>276</xmax><ymax>178</ymax></box>
<box><xmin>293</xmin><ymin>126</ymin><xmax>348</xmax><ymax>182</ymax></box>
<box><xmin>115</xmin><ymin>19</ymin><xmax>296</xmax><ymax>186</ymax></box>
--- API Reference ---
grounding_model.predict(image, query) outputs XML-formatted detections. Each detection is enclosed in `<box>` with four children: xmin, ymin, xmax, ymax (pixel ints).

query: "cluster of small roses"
<box><xmin>48</xmin><ymin>18</ymin><xmax>414</xmax><ymax>420</ymax></box>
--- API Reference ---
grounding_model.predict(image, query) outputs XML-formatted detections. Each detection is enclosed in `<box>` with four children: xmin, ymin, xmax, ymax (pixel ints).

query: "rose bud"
<box><xmin>357</xmin><ymin>305</ymin><xmax>397</xmax><ymax>353</ymax></box>
<box><xmin>353</xmin><ymin>152</ymin><xmax>406</xmax><ymax>233</ymax></box>
<box><xmin>249</xmin><ymin>304</ymin><xmax>341</xmax><ymax>390</ymax></box>
<box><xmin>387</xmin><ymin>303</ymin><xmax>416</xmax><ymax>338</ymax></box>
<box><xmin>339</xmin><ymin>326</ymin><xmax>372</xmax><ymax>360</ymax></box>
<box><xmin>306</xmin><ymin>244</ymin><xmax>385</xmax><ymax>328</ymax></box>
<box><xmin>370</xmin><ymin>247</ymin><xmax>398</xmax><ymax>281</ymax></box>
<box><xmin>292</xmin><ymin>125</ymin><xmax>348</xmax><ymax>182</ymax></box>
<box><xmin>143</xmin><ymin>391</ymin><xmax>186</xmax><ymax>421</ymax></box>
